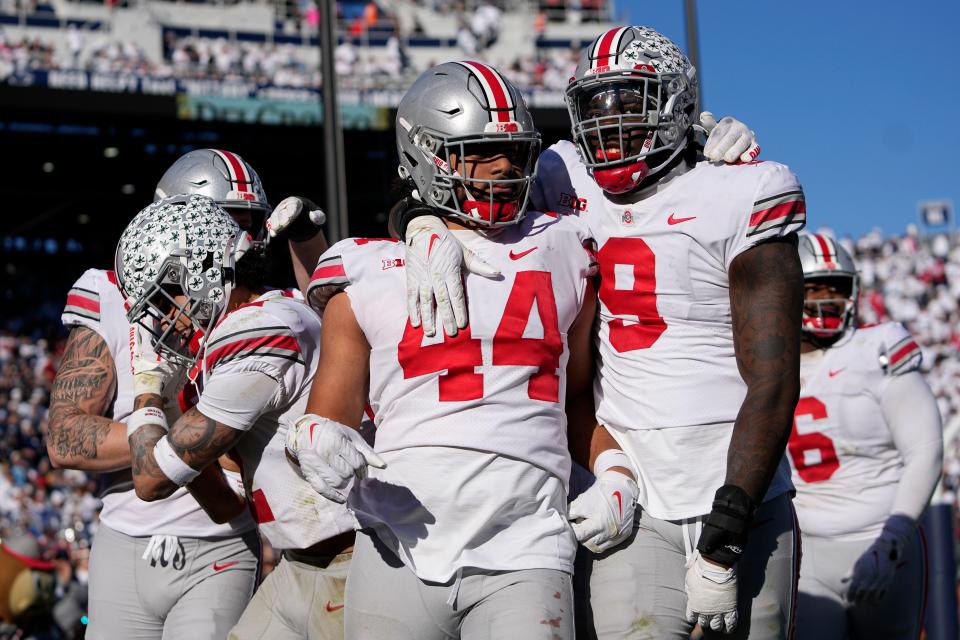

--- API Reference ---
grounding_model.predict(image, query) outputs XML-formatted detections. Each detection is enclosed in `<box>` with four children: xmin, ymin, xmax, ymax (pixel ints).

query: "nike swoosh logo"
<box><xmin>509</xmin><ymin>247</ymin><xmax>538</xmax><ymax>260</ymax></box>
<box><xmin>667</xmin><ymin>213</ymin><xmax>696</xmax><ymax>225</ymax></box>
<box><xmin>326</xmin><ymin>602</ymin><xmax>345</xmax><ymax>612</ymax></box>
<box><xmin>828</xmin><ymin>368</ymin><xmax>845</xmax><ymax>377</ymax></box>
<box><xmin>427</xmin><ymin>234</ymin><xmax>440</xmax><ymax>258</ymax></box>
<box><xmin>213</xmin><ymin>561</ymin><xmax>239</xmax><ymax>572</ymax></box>
<box><xmin>612</xmin><ymin>490</ymin><xmax>623</xmax><ymax>518</ymax></box>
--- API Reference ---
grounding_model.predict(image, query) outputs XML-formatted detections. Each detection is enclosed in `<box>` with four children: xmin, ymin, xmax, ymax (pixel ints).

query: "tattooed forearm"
<box><xmin>726</xmin><ymin>236</ymin><xmax>803</xmax><ymax>503</ymax></box>
<box><xmin>126</xmin><ymin>406</ymin><xmax>240</xmax><ymax>501</ymax></box>
<box><xmin>168</xmin><ymin>408</ymin><xmax>242</xmax><ymax>472</ymax></box>
<box><xmin>47</xmin><ymin>327</ymin><xmax>130</xmax><ymax>471</ymax></box>
<box><xmin>128</xmin><ymin>424</ymin><xmax>174</xmax><ymax>500</ymax></box>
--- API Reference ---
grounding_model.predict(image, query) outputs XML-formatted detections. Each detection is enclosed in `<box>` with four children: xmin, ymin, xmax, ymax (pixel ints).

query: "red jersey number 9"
<box><xmin>596</xmin><ymin>237</ymin><xmax>667</xmax><ymax>352</ymax></box>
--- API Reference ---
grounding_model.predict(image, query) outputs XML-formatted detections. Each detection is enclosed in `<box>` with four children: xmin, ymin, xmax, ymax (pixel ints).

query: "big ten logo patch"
<box><xmin>558</xmin><ymin>193</ymin><xmax>588</xmax><ymax>212</ymax></box>
<box><xmin>382</xmin><ymin>258</ymin><xmax>405</xmax><ymax>270</ymax></box>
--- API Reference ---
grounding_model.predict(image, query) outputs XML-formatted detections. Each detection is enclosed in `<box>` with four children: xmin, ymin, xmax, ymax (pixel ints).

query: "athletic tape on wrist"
<box><xmin>126</xmin><ymin>407</ymin><xmax>168</xmax><ymax>439</ymax></box>
<box><xmin>133</xmin><ymin>373</ymin><xmax>164</xmax><ymax>397</ymax></box>
<box><xmin>594</xmin><ymin>449</ymin><xmax>637</xmax><ymax>479</ymax></box>
<box><xmin>154</xmin><ymin>435</ymin><xmax>200</xmax><ymax>487</ymax></box>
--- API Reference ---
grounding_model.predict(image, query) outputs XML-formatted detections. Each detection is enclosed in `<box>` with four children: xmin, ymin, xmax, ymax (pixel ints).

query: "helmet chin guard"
<box><xmin>592</xmin><ymin>161</ymin><xmax>650</xmax><ymax>194</ymax></box>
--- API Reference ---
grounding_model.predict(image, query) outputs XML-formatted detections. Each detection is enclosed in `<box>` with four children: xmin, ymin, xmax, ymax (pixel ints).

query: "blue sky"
<box><xmin>618</xmin><ymin>1</ymin><xmax>959</xmax><ymax>238</ymax></box>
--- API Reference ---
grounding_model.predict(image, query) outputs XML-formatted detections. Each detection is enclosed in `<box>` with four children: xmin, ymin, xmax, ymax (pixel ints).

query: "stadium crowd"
<box><xmin>0</xmin><ymin>0</ymin><xmax>589</xmax><ymax>93</ymax></box>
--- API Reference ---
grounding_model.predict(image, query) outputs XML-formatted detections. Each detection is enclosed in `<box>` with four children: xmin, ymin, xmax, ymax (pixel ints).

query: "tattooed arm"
<box><xmin>726</xmin><ymin>235</ymin><xmax>803</xmax><ymax>503</ymax></box>
<box><xmin>128</xmin><ymin>394</ymin><xmax>243</xmax><ymax>502</ymax></box>
<box><xmin>47</xmin><ymin>326</ymin><xmax>130</xmax><ymax>472</ymax></box>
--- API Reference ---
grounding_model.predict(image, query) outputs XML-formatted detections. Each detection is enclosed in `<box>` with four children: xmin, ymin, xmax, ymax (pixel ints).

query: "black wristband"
<box><xmin>390</xmin><ymin>196</ymin><xmax>444</xmax><ymax>241</ymax></box>
<box><xmin>283</xmin><ymin>197</ymin><xmax>323</xmax><ymax>243</ymax></box>
<box><xmin>696</xmin><ymin>484</ymin><xmax>756</xmax><ymax>566</ymax></box>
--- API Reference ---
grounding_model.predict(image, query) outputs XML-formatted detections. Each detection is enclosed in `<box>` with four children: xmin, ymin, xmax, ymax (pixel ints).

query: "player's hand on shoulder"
<box><xmin>700</xmin><ymin>112</ymin><xmax>761</xmax><ymax>164</ymax></box>
<box><xmin>285</xmin><ymin>413</ymin><xmax>385</xmax><ymax>503</ymax></box>
<box><xmin>267</xmin><ymin>196</ymin><xmax>326</xmax><ymax>242</ymax></box>
<box><xmin>404</xmin><ymin>206</ymin><xmax>499</xmax><ymax>338</ymax></box>
<box><xmin>843</xmin><ymin>514</ymin><xmax>915</xmax><ymax>605</ymax></box>
<box><xmin>684</xmin><ymin>552</ymin><xmax>739</xmax><ymax>633</ymax></box>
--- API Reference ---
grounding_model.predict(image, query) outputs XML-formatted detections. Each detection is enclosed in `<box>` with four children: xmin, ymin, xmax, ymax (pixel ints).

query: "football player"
<box><xmin>47</xmin><ymin>149</ymin><xmax>328</xmax><ymax>639</ymax></box>
<box><xmin>790</xmin><ymin>233</ymin><xmax>942</xmax><ymax>639</ymax></box>
<box><xmin>287</xmin><ymin>61</ymin><xmax>605</xmax><ymax>640</ymax></box>
<box><xmin>388</xmin><ymin>27</ymin><xmax>806</xmax><ymax>639</ymax></box>
<box><xmin>117</xmin><ymin>194</ymin><xmax>354</xmax><ymax>640</ymax></box>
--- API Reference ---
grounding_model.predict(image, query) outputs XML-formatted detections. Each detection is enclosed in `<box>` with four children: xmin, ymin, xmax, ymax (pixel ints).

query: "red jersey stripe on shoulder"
<box><xmin>312</xmin><ymin>263</ymin><xmax>346</xmax><ymax>282</ymax></box>
<box><xmin>66</xmin><ymin>293</ymin><xmax>100</xmax><ymax>313</ymax></box>
<box><xmin>889</xmin><ymin>339</ymin><xmax>920</xmax><ymax>366</ymax></box>
<box><xmin>748</xmin><ymin>197</ymin><xmax>806</xmax><ymax>237</ymax></box>
<box><xmin>205</xmin><ymin>334</ymin><xmax>301</xmax><ymax>370</ymax></box>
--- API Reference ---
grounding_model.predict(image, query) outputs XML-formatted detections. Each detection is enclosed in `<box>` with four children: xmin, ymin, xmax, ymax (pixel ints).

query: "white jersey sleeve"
<box><xmin>790</xmin><ymin>323</ymin><xmax>931</xmax><ymax>540</ymax></box>
<box><xmin>306</xmin><ymin>238</ymin><xmax>396</xmax><ymax>313</ymax></box>
<box><xmin>198</xmin><ymin>296</ymin><xmax>306</xmax><ymax>417</ymax></box>
<box><xmin>201</xmin><ymin>291</ymin><xmax>357</xmax><ymax>550</ymax></box>
<box><xmin>724</xmin><ymin>161</ymin><xmax>806</xmax><ymax>269</ymax></box>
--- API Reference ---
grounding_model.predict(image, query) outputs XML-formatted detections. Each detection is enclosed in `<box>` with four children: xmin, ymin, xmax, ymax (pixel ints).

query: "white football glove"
<box><xmin>285</xmin><ymin>414</ymin><xmax>386</xmax><ymax>503</ymax></box>
<box><xmin>843</xmin><ymin>514</ymin><xmax>914</xmax><ymax>605</ymax></box>
<box><xmin>685</xmin><ymin>552</ymin><xmax>739</xmax><ymax>634</ymax></box>
<box><xmin>405</xmin><ymin>216</ymin><xmax>500</xmax><ymax>338</ymax></box>
<box><xmin>130</xmin><ymin>323</ymin><xmax>186</xmax><ymax>398</ymax></box>
<box><xmin>141</xmin><ymin>534</ymin><xmax>181</xmax><ymax>565</ymax></box>
<box><xmin>700</xmin><ymin>112</ymin><xmax>761</xmax><ymax>164</ymax></box>
<box><xmin>266</xmin><ymin>196</ymin><xmax>327</xmax><ymax>242</ymax></box>
<box><xmin>568</xmin><ymin>470</ymin><xmax>638</xmax><ymax>553</ymax></box>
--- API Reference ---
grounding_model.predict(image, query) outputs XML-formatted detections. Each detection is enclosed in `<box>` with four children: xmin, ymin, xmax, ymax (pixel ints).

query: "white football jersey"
<box><xmin>533</xmin><ymin>141</ymin><xmax>806</xmax><ymax>519</ymax></box>
<box><xmin>195</xmin><ymin>290</ymin><xmax>357</xmax><ymax>550</ymax></box>
<box><xmin>61</xmin><ymin>269</ymin><xmax>255</xmax><ymax>537</ymax></box>
<box><xmin>790</xmin><ymin>323</ymin><xmax>923</xmax><ymax>540</ymax></box>
<box><xmin>308</xmin><ymin>212</ymin><xmax>594</xmax><ymax>580</ymax></box>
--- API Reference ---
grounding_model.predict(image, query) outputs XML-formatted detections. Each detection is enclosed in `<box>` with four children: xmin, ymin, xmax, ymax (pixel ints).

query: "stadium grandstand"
<box><xmin>1</xmin><ymin>0</ymin><xmax>614</xmax><ymax>103</ymax></box>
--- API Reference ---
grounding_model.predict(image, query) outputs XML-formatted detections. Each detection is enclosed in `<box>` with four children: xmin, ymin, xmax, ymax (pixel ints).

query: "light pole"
<box><xmin>683</xmin><ymin>0</ymin><xmax>702</xmax><ymax>108</ymax></box>
<box><xmin>318</xmin><ymin>0</ymin><xmax>349</xmax><ymax>240</ymax></box>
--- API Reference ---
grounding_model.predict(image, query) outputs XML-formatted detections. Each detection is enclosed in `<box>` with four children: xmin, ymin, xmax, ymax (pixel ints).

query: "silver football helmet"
<box><xmin>155</xmin><ymin>149</ymin><xmax>270</xmax><ymax>239</ymax></box>
<box><xmin>116</xmin><ymin>194</ymin><xmax>250</xmax><ymax>368</ymax></box>
<box><xmin>396</xmin><ymin>61</ymin><xmax>541</xmax><ymax>227</ymax></box>
<box><xmin>566</xmin><ymin>26</ymin><xmax>698</xmax><ymax>194</ymax></box>
<box><xmin>798</xmin><ymin>233</ymin><xmax>860</xmax><ymax>338</ymax></box>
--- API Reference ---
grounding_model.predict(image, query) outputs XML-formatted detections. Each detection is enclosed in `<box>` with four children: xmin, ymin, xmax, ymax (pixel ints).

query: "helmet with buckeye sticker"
<box><xmin>566</xmin><ymin>26</ymin><xmax>698</xmax><ymax>194</ymax></box>
<box><xmin>116</xmin><ymin>194</ymin><xmax>252</xmax><ymax>368</ymax></box>
<box><xmin>396</xmin><ymin>61</ymin><xmax>541</xmax><ymax>227</ymax></box>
